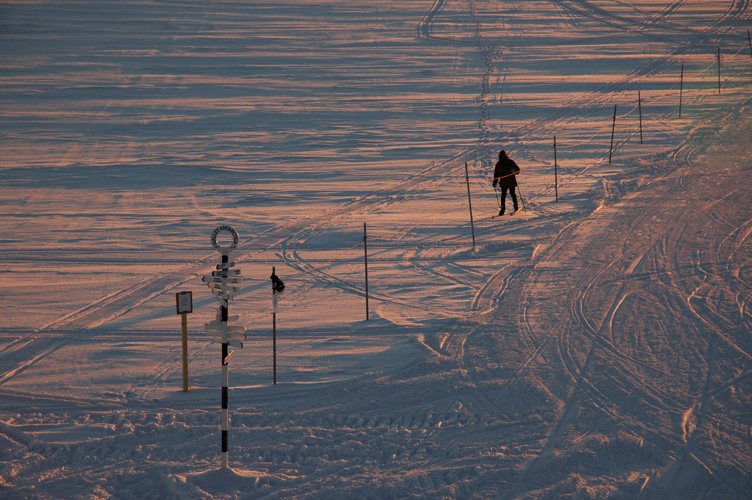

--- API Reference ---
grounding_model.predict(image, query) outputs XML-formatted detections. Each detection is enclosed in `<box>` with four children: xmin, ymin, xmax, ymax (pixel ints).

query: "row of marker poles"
<box><xmin>610</xmin><ymin>45</ymin><xmax>737</xmax><ymax>166</ymax></box>
<box><xmin>485</xmin><ymin>39</ymin><xmax>747</xmax><ymax>206</ymax></box>
<box><xmin>267</xmin><ymin>30</ymin><xmax>747</xmax><ymax>342</ymax></box>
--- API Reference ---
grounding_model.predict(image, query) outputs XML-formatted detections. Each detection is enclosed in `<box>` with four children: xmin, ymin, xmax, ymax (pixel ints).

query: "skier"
<box><xmin>492</xmin><ymin>150</ymin><xmax>520</xmax><ymax>216</ymax></box>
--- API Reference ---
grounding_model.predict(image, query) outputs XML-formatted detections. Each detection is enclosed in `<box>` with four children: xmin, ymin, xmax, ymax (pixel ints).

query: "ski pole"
<box><xmin>516</xmin><ymin>182</ymin><xmax>526</xmax><ymax>211</ymax></box>
<box><xmin>494</xmin><ymin>184</ymin><xmax>501</xmax><ymax>209</ymax></box>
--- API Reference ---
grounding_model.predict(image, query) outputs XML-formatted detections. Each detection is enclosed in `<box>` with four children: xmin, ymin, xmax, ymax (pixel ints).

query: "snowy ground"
<box><xmin>1</xmin><ymin>0</ymin><xmax>751</xmax><ymax>498</ymax></box>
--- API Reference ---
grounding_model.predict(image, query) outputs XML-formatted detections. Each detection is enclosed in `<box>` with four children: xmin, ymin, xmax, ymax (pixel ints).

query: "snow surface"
<box><xmin>1</xmin><ymin>0</ymin><xmax>751</xmax><ymax>498</ymax></box>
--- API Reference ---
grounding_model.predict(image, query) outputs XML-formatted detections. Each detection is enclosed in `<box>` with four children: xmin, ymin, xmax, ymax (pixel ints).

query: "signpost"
<box><xmin>202</xmin><ymin>225</ymin><xmax>245</xmax><ymax>470</ymax></box>
<box><xmin>175</xmin><ymin>291</ymin><xmax>193</xmax><ymax>392</ymax></box>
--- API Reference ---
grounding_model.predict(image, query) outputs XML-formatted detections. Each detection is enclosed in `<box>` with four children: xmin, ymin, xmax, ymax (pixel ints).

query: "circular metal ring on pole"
<box><xmin>211</xmin><ymin>225</ymin><xmax>239</xmax><ymax>255</ymax></box>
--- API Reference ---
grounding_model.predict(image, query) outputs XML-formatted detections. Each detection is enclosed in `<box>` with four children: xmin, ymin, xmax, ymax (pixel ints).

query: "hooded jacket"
<box><xmin>493</xmin><ymin>151</ymin><xmax>519</xmax><ymax>189</ymax></box>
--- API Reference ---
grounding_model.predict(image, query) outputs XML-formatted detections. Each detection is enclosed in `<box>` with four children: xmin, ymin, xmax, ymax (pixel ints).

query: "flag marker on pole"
<box><xmin>270</xmin><ymin>267</ymin><xmax>285</xmax><ymax>384</ymax></box>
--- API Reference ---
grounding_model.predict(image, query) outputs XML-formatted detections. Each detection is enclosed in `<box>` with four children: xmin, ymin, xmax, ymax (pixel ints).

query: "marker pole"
<box><xmin>608</xmin><ymin>104</ymin><xmax>617</xmax><ymax>165</ymax></box>
<box><xmin>679</xmin><ymin>63</ymin><xmax>684</xmax><ymax>118</ymax></box>
<box><xmin>464</xmin><ymin>161</ymin><xmax>476</xmax><ymax>247</ymax></box>
<box><xmin>554</xmin><ymin>135</ymin><xmax>559</xmax><ymax>202</ymax></box>
<box><xmin>272</xmin><ymin>272</ymin><xmax>278</xmax><ymax>385</ymax></box>
<box><xmin>638</xmin><ymin>91</ymin><xmax>643</xmax><ymax>144</ymax></box>
<box><xmin>363</xmin><ymin>222</ymin><xmax>370</xmax><ymax>321</ymax></box>
<box><xmin>717</xmin><ymin>47</ymin><xmax>721</xmax><ymax>94</ymax></box>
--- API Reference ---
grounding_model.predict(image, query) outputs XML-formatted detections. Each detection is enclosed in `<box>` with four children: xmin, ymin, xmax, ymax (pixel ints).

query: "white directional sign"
<box><xmin>203</xmin><ymin>276</ymin><xmax>242</xmax><ymax>285</ymax></box>
<box><xmin>203</xmin><ymin>254</ymin><xmax>244</xmax><ymax>312</ymax></box>
<box><xmin>203</xmin><ymin>312</ymin><xmax>246</xmax><ymax>347</ymax></box>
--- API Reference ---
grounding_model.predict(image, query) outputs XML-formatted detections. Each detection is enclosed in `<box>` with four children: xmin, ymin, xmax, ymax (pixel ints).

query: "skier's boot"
<box><xmin>498</xmin><ymin>208</ymin><xmax>505</xmax><ymax>216</ymax></box>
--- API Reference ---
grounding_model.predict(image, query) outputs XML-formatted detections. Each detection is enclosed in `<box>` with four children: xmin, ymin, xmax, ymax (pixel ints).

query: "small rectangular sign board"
<box><xmin>176</xmin><ymin>291</ymin><xmax>193</xmax><ymax>314</ymax></box>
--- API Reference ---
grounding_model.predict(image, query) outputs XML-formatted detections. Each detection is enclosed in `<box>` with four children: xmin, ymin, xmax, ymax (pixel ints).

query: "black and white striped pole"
<box><xmin>203</xmin><ymin>225</ymin><xmax>245</xmax><ymax>470</ymax></box>
<box><xmin>220</xmin><ymin>250</ymin><xmax>230</xmax><ymax>470</ymax></box>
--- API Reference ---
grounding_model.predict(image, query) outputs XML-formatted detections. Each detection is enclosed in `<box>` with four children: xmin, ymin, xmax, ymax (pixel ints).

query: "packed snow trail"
<box><xmin>448</xmin><ymin>103</ymin><xmax>752</xmax><ymax>499</ymax></box>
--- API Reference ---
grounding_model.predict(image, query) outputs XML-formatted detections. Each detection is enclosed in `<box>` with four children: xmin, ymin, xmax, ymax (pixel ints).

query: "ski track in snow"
<box><xmin>1</xmin><ymin>0</ymin><xmax>752</xmax><ymax>498</ymax></box>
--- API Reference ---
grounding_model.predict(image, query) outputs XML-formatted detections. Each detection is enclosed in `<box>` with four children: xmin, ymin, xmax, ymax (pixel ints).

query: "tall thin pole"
<box><xmin>181</xmin><ymin>312</ymin><xmax>189</xmax><ymax>392</ymax></box>
<box><xmin>464</xmin><ymin>161</ymin><xmax>476</xmax><ymax>247</ymax></box>
<box><xmin>679</xmin><ymin>63</ymin><xmax>684</xmax><ymax>118</ymax></box>
<box><xmin>717</xmin><ymin>47</ymin><xmax>721</xmax><ymax>94</ymax></box>
<box><xmin>608</xmin><ymin>104</ymin><xmax>617</xmax><ymax>165</ymax></box>
<box><xmin>272</xmin><ymin>311</ymin><xmax>277</xmax><ymax>384</ymax></box>
<box><xmin>363</xmin><ymin>222</ymin><xmax>369</xmax><ymax>321</ymax></box>
<box><xmin>270</xmin><ymin>266</ymin><xmax>284</xmax><ymax>385</ymax></box>
<box><xmin>748</xmin><ymin>29</ymin><xmax>752</xmax><ymax>59</ymax></box>
<box><xmin>553</xmin><ymin>135</ymin><xmax>559</xmax><ymax>202</ymax></box>
<box><xmin>220</xmin><ymin>253</ymin><xmax>229</xmax><ymax>469</ymax></box>
<box><xmin>638</xmin><ymin>90</ymin><xmax>643</xmax><ymax>144</ymax></box>
<box><xmin>272</xmin><ymin>266</ymin><xmax>277</xmax><ymax>385</ymax></box>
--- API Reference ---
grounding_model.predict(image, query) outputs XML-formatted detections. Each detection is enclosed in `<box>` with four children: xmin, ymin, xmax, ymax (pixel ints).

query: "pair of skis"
<box><xmin>492</xmin><ymin>210</ymin><xmax>518</xmax><ymax>219</ymax></box>
<box><xmin>492</xmin><ymin>183</ymin><xmax>525</xmax><ymax>219</ymax></box>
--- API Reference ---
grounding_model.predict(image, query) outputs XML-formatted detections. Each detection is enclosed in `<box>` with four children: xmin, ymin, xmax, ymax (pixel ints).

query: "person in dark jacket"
<box><xmin>492</xmin><ymin>150</ymin><xmax>520</xmax><ymax>216</ymax></box>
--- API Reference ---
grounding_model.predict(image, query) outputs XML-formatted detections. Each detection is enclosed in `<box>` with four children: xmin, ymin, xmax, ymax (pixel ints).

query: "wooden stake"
<box><xmin>175</xmin><ymin>291</ymin><xmax>193</xmax><ymax>392</ymax></box>
<box><xmin>181</xmin><ymin>312</ymin><xmax>189</xmax><ymax>392</ymax></box>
